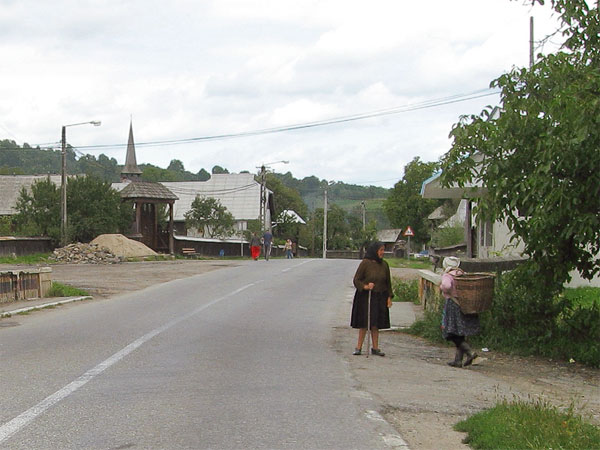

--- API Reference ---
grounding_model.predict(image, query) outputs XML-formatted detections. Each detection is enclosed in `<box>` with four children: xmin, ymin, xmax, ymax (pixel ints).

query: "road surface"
<box><xmin>0</xmin><ymin>259</ymin><xmax>403</xmax><ymax>449</ymax></box>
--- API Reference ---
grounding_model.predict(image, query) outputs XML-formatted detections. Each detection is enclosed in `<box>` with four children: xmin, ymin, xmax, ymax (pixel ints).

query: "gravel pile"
<box><xmin>50</xmin><ymin>243</ymin><xmax>121</xmax><ymax>264</ymax></box>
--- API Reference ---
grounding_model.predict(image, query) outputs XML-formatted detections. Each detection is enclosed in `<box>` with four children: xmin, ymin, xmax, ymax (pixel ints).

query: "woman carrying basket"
<box><xmin>440</xmin><ymin>257</ymin><xmax>480</xmax><ymax>367</ymax></box>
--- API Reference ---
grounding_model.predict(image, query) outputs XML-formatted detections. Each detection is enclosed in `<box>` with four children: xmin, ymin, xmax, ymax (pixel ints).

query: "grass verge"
<box><xmin>46</xmin><ymin>282</ymin><xmax>89</xmax><ymax>297</ymax></box>
<box><xmin>387</xmin><ymin>257</ymin><xmax>431</xmax><ymax>270</ymax></box>
<box><xmin>455</xmin><ymin>398</ymin><xmax>600</xmax><ymax>449</ymax></box>
<box><xmin>0</xmin><ymin>253</ymin><xmax>52</xmax><ymax>265</ymax></box>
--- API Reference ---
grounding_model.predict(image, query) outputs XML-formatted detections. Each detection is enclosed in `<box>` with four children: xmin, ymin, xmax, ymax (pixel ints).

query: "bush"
<box><xmin>430</xmin><ymin>225</ymin><xmax>464</xmax><ymax>248</ymax></box>
<box><xmin>392</xmin><ymin>278</ymin><xmax>419</xmax><ymax>304</ymax></box>
<box><xmin>405</xmin><ymin>261</ymin><xmax>600</xmax><ymax>367</ymax></box>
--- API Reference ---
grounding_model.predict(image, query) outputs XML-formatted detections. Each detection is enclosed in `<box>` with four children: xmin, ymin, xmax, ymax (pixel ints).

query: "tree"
<box><xmin>13</xmin><ymin>176</ymin><xmax>131</xmax><ymax>244</ymax></box>
<box><xmin>441</xmin><ymin>0</ymin><xmax>600</xmax><ymax>287</ymax></box>
<box><xmin>67</xmin><ymin>176</ymin><xmax>132</xmax><ymax>243</ymax></box>
<box><xmin>383</xmin><ymin>157</ymin><xmax>440</xmax><ymax>245</ymax></box>
<box><xmin>197</xmin><ymin>168</ymin><xmax>211</xmax><ymax>181</ymax></box>
<box><xmin>167</xmin><ymin>159</ymin><xmax>185</xmax><ymax>173</ymax></box>
<box><xmin>13</xmin><ymin>178</ymin><xmax>61</xmax><ymax>240</ymax></box>
<box><xmin>211</xmin><ymin>165</ymin><xmax>229</xmax><ymax>174</ymax></box>
<box><xmin>184</xmin><ymin>196</ymin><xmax>235</xmax><ymax>238</ymax></box>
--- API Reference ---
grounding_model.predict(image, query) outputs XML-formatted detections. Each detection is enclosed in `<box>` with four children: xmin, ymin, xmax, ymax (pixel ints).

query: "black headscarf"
<box><xmin>364</xmin><ymin>241</ymin><xmax>384</xmax><ymax>263</ymax></box>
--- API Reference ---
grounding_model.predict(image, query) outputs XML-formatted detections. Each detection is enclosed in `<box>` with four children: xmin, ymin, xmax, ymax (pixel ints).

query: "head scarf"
<box><xmin>443</xmin><ymin>256</ymin><xmax>460</xmax><ymax>272</ymax></box>
<box><xmin>364</xmin><ymin>241</ymin><xmax>384</xmax><ymax>263</ymax></box>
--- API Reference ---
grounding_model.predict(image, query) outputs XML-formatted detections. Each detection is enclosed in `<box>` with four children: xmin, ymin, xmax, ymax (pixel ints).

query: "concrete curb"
<box><xmin>0</xmin><ymin>296</ymin><xmax>93</xmax><ymax>318</ymax></box>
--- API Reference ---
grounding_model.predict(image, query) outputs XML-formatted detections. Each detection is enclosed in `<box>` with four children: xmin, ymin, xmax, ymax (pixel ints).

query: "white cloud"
<box><xmin>0</xmin><ymin>0</ymin><xmax>561</xmax><ymax>187</ymax></box>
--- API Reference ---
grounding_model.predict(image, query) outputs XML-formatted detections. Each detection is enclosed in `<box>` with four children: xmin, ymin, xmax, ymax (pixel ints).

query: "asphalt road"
<box><xmin>0</xmin><ymin>259</ymin><xmax>401</xmax><ymax>449</ymax></box>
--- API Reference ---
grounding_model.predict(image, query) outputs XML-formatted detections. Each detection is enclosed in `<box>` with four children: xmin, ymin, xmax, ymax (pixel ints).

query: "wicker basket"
<box><xmin>453</xmin><ymin>272</ymin><xmax>495</xmax><ymax>314</ymax></box>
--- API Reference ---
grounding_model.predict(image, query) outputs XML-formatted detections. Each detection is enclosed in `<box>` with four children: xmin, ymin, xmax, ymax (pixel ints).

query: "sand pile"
<box><xmin>91</xmin><ymin>234</ymin><xmax>157</xmax><ymax>258</ymax></box>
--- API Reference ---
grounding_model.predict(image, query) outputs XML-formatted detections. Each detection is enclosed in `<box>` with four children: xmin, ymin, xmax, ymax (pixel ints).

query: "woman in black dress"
<box><xmin>350</xmin><ymin>241</ymin><xmax>393</xmax><ymax>356</ymax></box>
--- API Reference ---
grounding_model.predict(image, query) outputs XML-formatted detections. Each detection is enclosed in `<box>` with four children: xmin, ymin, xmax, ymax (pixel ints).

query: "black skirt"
<box><xmin>350</xmin><ymin>290</ymin><xmax>390</xmax><ymax>330</ymax></box>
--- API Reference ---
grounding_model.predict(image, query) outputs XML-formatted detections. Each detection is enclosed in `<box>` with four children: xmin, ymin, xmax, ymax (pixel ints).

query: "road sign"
<box><xmin>403</xmin><ymin>226</ymin><xmax>414</xmax><ymax>237</ymax></box>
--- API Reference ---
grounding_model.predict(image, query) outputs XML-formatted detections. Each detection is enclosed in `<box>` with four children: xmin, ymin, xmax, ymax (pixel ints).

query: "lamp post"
<box><xmin>61</xmin><ymin>120</ymin><xmax>101</xmax><ymax>246</ymax></box>
<box><xmin>257</xmin><ymin>160</ymin><xmax>289</xmax><ymax>231</ymax></box>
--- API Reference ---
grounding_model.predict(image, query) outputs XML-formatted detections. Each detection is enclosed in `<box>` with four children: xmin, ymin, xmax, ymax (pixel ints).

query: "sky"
<box><xmin>0</xmin><ymin>0</ymin><xmax>562</xmax><ymax>188</ymax></box>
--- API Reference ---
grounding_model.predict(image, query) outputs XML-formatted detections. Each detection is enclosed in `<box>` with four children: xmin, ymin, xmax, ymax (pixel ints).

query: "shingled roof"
<box><xmin>119</xmin><ymin>181</ymin><xmax>178</xmax><ymax>201</ymax></box>
<box><xmin>0</xmin><ymin>175</ymin><xmax>62</xmax><ymax>215</ymax></box>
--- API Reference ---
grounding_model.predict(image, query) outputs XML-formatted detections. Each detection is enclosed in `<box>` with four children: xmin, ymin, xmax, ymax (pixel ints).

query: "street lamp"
<box><xmin>61</xmin><ymin>120</ymin><xmax>101</xmax><ymax>246</ymax></box>
<box><xmin>257</xmin><ymin>160</ymin><xmax>289</xmax><ymax>231</ymax></box>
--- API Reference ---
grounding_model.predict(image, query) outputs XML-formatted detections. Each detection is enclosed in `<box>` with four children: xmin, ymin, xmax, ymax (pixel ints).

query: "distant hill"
<box><xmin>0</xmin><ymin>140</ymin><xmax>392</xmax><ymax>227</ymax></box>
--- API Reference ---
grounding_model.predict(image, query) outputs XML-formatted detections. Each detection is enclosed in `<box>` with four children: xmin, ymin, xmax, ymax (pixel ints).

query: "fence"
<box><xmin>0</xmin><ymin>268</ymin><xmax>52</xmax><ymax>303</ymax></box>
<box><xmin>0</xmin><ymin>237</ymin><xmax>54</xmax><ymax>257</ymax></box>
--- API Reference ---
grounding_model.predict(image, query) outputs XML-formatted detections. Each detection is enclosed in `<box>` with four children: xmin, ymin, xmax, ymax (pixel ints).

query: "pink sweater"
<box><xmin>440</xmin><ymin>270</ymin><xmax>461</xmax><ymax>299</ymax></box>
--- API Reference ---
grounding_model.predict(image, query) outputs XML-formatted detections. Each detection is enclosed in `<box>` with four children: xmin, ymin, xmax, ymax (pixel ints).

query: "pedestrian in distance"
<box><xmin>350</xmin><ymin>241</ymin><xmax>393</xmax><ymax>356</ymax></box>
<box><xmin>249</xmin><ymin>232</ymin><xmax>261</xmax><ymax>261</ymax></box>
<box><xmin>263</xmin><ymin>230</ymin><xmax>273</xmax><ymax>261</ymax></box>
<box><xmin>284</xmin><ymin>238</ymin><xmax>293</xmax><ymax>259</ymax></box>
<box><xmin>440</xmin><ymin>256</ymin><xmax>480</xmax><ymax>368</ymax></box>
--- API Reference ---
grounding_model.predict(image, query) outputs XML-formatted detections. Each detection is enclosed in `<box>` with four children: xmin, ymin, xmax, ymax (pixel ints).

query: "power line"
<box><xmin>28</xmin><ymin>88</ymin><xmax>498</xmax><ymax>152</ymax></box>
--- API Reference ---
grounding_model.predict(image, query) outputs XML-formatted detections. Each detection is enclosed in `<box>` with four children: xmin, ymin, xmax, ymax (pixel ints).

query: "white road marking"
<box><xmin>0</xmin><ymin>282</ymin><xmax>257</xmax><ymax>444</ymax></box>
<box><xmin>281</xmin><ymin>259</ymin><xmax>314</xmax><ymax>273</ymax></box>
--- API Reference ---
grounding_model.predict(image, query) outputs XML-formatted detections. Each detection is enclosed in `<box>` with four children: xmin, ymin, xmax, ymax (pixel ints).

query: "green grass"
<box><xmin>0</xmin><ymin>253</ymin><xmax>52</xmax><ymax>264</ymax></box>
<box><xmin>455</xmin><ymin>398</ymin><xmax>600</xmax><ymax>449</ymax></box>
<box><xmin>46</xmin><ymin>282</ymin><xmax>89</xmax><ymax>297</ymax></box>
<box><xmin>387</xmin><ymin>257</ymin><xmax>431</xmax><ymax>270</ymax></box>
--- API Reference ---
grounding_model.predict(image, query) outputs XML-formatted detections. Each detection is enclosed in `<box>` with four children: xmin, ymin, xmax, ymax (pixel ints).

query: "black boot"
<box><xmin>460</xmin><ymin>342</ymin><xmax>478</xmax><ymax>367</ymax></box>
<box><xmin>447</xmin><ymin>347</ymin><xmax>464</xmax><ymax>367</ymax></box>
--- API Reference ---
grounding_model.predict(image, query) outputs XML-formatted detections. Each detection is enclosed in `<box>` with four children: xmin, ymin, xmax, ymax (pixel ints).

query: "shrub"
<box><xmin>392</xmin><ymin>278</ymin><xmax>419</xmax><ymax>304</ymax></box>
<box><xmin>430</xmin><ymin>225</ymin><xmax>464</xmax><ymax>248</ymax></box>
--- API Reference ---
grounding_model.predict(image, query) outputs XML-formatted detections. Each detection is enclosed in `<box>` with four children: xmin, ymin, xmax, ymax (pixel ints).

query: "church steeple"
<box><xmin>121</xmin><ymin>119</ymin><xmax>143</xmax><ymax>182</ymax></box>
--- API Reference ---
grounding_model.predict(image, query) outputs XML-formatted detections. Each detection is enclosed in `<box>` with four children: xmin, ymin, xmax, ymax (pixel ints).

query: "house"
<box><xmin>421</xmin><ymin>164</ymin><xmax>598</xmax><ymax>288</ymax></box>
<box><xmin>375</xmin><ymin>229</ymin><xmax>406</xmax><ymax>256</ymax></box>
<box><xmin>162</xmin><ymin>173</ymin><xmax>272</xmax><ymax>237</ymax></box>
<box><xmin>0</xmin><ymin>174</ymin><xmax>62</xmax><ymax>217</ymax></box>
<box><xmin>111</xmin><ymin>122</ymin><xmax>274</xmax><ymax>240</ymax></box>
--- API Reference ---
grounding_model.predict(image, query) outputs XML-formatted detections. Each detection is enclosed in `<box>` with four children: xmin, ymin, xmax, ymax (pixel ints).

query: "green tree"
<box><xmin>13</xmin><ymin>178</ymin><xmax>61</xmax><ymax>240</ymax></box>
<box><xmin>384</xmin><ymin>157</ymin><xmax>440</xmax><ymax>245</ymax></box>
<box><xmin>197</xmin><ymin>168</ymin><xmax>211</xmax><ymax>181</ymax></box>
<box><xmin>265</xmin><ymin>173</ymin><xmax>308</xmax><ymax>219</ymax></box>
<box><xmin>211</xmin><ymin>165</ymin><xmax>229</xmax><ymax>174</ymax></box>
<box><xmin>67</xmin><ymin>176</ymin><xmax>132</xmax><ymax>243</ymax></box>
<box><xmin>441</xmin><ymin>0</ymin><xmax>600</xmax><ymax>287</ymax></box>
<box><xmin>13</xmin><ymin>175</ymin><xmax>130</xmax><ymax>244</ymax></box>
<box><xmin>184</xmin><ymin>196</ymin><xmax>235</xmax><ymax>238</ymax></box>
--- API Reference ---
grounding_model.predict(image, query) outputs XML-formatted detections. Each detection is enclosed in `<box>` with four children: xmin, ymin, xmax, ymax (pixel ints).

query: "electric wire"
<box><xmin>23</xmin><ymin>88</ymin><xmax>499</xmax><ymax>152</ymax></box>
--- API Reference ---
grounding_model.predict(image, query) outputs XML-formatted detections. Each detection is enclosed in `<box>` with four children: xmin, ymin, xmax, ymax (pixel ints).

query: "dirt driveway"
<box><xmin>3</xmin><ymin>260</ymin><xmax>599</xmax><ymax>449</ymax></box>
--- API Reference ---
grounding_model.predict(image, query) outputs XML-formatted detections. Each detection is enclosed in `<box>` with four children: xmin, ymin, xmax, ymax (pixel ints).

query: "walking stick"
<box><xmin>366</xmin><ymin>289</ymin><xmax>371</xmax><ymax>358</ymax></box>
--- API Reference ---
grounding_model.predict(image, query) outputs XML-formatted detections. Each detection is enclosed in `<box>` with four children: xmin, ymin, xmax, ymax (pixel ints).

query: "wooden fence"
<box><xmin>0</xmin><ymin>268</ymin><xmax>52</xmax><ymax>303</ymax></box>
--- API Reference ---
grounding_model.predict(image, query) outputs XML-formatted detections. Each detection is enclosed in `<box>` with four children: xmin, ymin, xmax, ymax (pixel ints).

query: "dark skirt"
<box><xmin>350</xmin><ymin>290</ymin><xmax>390</xmax><ymax>330</ymax></box>
<box><xmin>441</xmin><ymin>297</ymin><xmax>480</xmax><ymax>339</ymax></box>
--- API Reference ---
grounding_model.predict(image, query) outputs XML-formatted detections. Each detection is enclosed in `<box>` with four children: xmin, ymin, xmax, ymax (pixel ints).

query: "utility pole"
<box><xmin>259</xmin><ymin>165</ymin><xmax>266</xmax><ymax>231</ymax></box>
<box><xmin>361</xmin><ymin>201</ymin><xmax>366</xmax><ymax>231</ymax></box>
<box><xmin>60</xmin><ymin>126</ymin><xmax>67</xmax><ymax>246</ymax></box>
<box><xmin>530</xmin><ymin>16</ymin><xmax>534</xmax><ymax>68</ymax></box>
<box><xmin>322</xmin><ymin>186</ymin><xmax>328</xmax><ymax>259</ymax></box>
<box><xmin>60</xmin><ymin>120</ymin><xmax>101</xmax><ymax>247</ymax></box>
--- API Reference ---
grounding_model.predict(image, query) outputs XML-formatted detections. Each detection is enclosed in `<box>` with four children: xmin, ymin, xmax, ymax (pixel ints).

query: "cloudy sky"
<box><xmin>1</xmin><ymin>0</ymin><xmax>561</xmax><ymax>188</ymax></box>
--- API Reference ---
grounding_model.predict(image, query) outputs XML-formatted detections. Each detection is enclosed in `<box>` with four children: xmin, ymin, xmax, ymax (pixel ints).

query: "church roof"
<box><xmin>121</xmin><ymin>121</ymin><xmax>142</xmax><ymax>177</ymax></box>
<box><xmin>118</xmin><ymin>181</ymin><xmax>178</xmax><ymax>201</ymax></box>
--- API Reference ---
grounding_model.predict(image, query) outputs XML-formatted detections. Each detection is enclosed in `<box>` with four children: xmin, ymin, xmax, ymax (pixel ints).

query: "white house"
<box><xmin>421</xmin><ymin>169</ymin><xmax>598</xmax><ymax>288</ymax></box>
